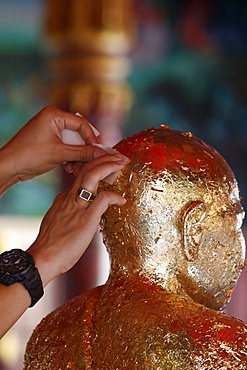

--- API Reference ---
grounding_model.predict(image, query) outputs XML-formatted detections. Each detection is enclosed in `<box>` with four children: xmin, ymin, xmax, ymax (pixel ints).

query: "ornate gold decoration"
<box><xmin>43</xmin><ymin>0</ymin><xmax>135</xmax><ymax>298</ymax></box>
<box><xmin>44</xmin><ymin>0</ymin><xmax>134</xmax><ymax>142</ymax></box>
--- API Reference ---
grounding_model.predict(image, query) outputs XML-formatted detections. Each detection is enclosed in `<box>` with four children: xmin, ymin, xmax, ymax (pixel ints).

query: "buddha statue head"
<box><xmin>100</xmin><ymin>127</ymin><xmax>246</xmax><ymax>311</ymax></box>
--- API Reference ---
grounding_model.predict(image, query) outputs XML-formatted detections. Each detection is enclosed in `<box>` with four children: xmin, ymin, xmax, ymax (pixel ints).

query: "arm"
<box><xmin>0</xmin><ymin>106</ymin><xmax>105</xmax><ymax>196</ymax></box>
<box><xmin>0</xmin><ymin>154</ymin><xmax>126</xmax><ymax>338</ymax></box>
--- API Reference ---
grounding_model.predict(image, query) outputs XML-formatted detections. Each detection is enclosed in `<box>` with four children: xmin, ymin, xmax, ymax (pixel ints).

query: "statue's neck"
<box><xmin>107</xmin><ymin>263</ymin><xmax>189</xmax><ymax>299</ymax></box>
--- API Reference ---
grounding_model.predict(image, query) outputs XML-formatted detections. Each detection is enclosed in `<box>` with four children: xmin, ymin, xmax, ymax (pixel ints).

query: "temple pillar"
<box><xmin>44</xmin><ymin>0</ymin><xmax>134</xmax><ymax>144</ymax></box>
<box><xmin>44</xmin><ymin>0</ymin><xmax>135</xmax><ymax>297</ymax></box>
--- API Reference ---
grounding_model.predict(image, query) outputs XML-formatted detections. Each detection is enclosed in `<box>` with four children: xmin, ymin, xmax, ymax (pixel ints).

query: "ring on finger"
<box><xmin>77</xmin><ymin>188</ymin><xmax>96</xmax><ymax>202</ymax></box>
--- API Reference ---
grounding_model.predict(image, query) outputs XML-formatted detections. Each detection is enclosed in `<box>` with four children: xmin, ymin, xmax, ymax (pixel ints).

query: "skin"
<box><xmin>0</xmin><ymin>106</ymin><xmax>105</xmax><ymax>192</ymax></box>
<box><xmin>0</xmin><ymin>106</ymin><xmax>126</xmax><ymax>338</ymax></box>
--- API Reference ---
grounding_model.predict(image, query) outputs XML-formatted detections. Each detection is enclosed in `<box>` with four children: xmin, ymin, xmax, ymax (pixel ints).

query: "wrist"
<box><xmin>27</xmin><ymin>244</ymin><xmax>58</xmax><ymax>287</ymax></box>
<box><xmin>0</xmin><ymin>249</ymin><xmax>44</xmax><ymax>307</ymax></box>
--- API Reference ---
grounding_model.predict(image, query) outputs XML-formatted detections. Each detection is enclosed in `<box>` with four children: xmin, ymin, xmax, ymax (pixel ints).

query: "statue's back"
<box><xmin>24</xmin><ymin>279</ymin><xmax>247</xmax><ymax>369</ymax></box>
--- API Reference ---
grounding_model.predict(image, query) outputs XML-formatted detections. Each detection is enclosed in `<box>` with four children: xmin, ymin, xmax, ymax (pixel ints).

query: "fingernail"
<box><xmin>119</xmin><ymin>197</ymin><xmax>127</xmax><ymax>205</ymax></box>
<box><xmin>94</xmin><ymin>148</ymin><xmax>105</xmax><ymax>158</ymax></box>
<box><xmin>115</xmin><ymin>161</ymin><xmax>125</xmax><ymax>165</ymax></box>
<box><xmin>114</xmin><ymin>153</ymin><xmax>129</xmax><ymax>164</ymax></box>
<box><xmin>114</xmin><ymin>153</ymin><xmax>123</xmax><ymax>159</ymax></box>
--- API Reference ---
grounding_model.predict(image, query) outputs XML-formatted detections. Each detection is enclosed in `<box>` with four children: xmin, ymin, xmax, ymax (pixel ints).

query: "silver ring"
<box><xmin>77</xmin><ymin>188</ymin><xmax>96</xmax><ymax>202</ymax></box>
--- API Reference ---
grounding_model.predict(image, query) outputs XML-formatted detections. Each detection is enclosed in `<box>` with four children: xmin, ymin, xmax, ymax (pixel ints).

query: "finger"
<box><xmin>74</xmin><ymin>161</ymin><xmax>125</xmax><ymax>194</ymax></box>
<box><xmin>63</xmin><ymin>153</ymin><xmax>123</xmax><ymax>177</ymax></box>
<box><xmin>82</xmin><ymin>191</ymin><xmax>126</xmax><ymax>223</ymax></box>
<box><xmin>63</xmin><ymin>162</ymin><xmax>74</xmax><ymax>174</ymax></box>
<box><xmin>61</xmin><ymin>144</ymin><xmax>105</xmax><ymax>163</ymax></box>
<box><xmin>73</xmin><ymin>162</ymin><xmax>125</xmax><ymax>208</ymax></box>
<box><xmin>63</xmin><ymin>161</ymin><xmax>85</xmax><ymax>175</ymax></box>
<box><xmin>54</xmin><ymin>109</ymin><xmax>99</xmax><ymax>144</ymax></box>
<box><xmin>75</xmin><ymin>153</ymin><xmax>124</xmax><ymax>184</ymax></box>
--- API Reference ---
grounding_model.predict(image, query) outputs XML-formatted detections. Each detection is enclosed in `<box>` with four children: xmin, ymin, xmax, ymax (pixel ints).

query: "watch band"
<box><xmin>20</xmin><ymin>265</ymin><xmax>44</xmax><ymax>307</ymax></box>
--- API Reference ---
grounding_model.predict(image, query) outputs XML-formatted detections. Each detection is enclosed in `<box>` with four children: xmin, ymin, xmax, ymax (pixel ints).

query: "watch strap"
<box><xmin>20</xmin><ymin>265</ymin><xmax>44</xmax><ymax>307</ymax></box>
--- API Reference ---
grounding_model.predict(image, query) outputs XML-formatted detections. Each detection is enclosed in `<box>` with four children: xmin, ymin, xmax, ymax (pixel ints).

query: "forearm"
<box><xmin>0</xmin><ymin>146</ymin><xmax>19</xmax><ymax>196</ymax></box>
<box><xmin>27</xmin><ymin>244</ymin><xmax>56</xmax><ymax>288</ymax></box>
<box><xmin>0</xmin><ymin>154</ymin><xmax>126</xmax><ymax>338</ymax></box>
<box><xmin>0</xmin><ymin>283</ymin><xmax>31</xmax><ymax>338</ymax></box>
<box><xmin>0</xmin><ymin>244</ymin><xmax>55</xmax><ymax>339</ymax></box>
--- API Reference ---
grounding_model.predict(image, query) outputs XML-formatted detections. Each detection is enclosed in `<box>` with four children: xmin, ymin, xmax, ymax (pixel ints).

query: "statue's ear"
<box><xmin>181</xmin><ymin>201</ymin><xmax>207</xmax><ymax>261</ymax></box>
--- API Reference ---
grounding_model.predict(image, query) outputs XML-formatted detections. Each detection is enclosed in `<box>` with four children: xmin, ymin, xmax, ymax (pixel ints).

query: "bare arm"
<box><xmin>0</xmin><ymin>154</ymin><xmax>126</xmax><ymax>338</ymax></box>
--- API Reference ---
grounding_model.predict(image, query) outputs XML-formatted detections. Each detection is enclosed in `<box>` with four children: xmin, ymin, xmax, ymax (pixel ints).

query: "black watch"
<box><xmin>0</xmin><ymin>249</ymin><xmax>44</xmax><ymax>307</ymax></box>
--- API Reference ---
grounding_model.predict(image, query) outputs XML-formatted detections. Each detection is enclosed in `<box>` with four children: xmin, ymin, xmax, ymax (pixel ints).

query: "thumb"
<box><xmin>62</xmin><ymin>144</ymin><xmax>106</xmax><ymax>162</ymax></box>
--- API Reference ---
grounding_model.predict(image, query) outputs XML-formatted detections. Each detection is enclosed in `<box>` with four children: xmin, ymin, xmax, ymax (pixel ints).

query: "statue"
<box><xmin>24</xmin><ymin>127</ymin><xmax>247</xmax><ymax>369</ymax></box>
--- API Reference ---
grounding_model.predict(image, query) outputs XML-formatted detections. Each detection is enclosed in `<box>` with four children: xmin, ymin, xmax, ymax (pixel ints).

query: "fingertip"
<box><xmin>64</xmin><ymin>162</ymin><xmax>74</xmax><ymax>174</ymax></box>
<box><xmin>93</xmin><ymin>147</ymin><xmax>106</xmax><ymax>159</ymax></box>
<box><xmin>115</xmin><ymin>197</ymin><xmax>127</xmax><ymax>206</ymax></box>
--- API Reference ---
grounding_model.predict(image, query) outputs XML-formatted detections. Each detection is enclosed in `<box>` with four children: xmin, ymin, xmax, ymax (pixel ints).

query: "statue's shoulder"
<box><xmin>90</xmin><ymin>286</ymin><xmax>247</xmax><ymax>369</ymax></box>
<box><xmin>23</xmin><ymin>285</ymin><xmax>103</xmax><ymax>370</ymax></box>
<box><xmin>35</xmin><ymin>285</ymin><xmax>102</xmax><ymax>336</ymax></box>
<box><xmin>159</xmin><ymin>295</ymin><xmax>247</xmax><ymax>368</ymax></box>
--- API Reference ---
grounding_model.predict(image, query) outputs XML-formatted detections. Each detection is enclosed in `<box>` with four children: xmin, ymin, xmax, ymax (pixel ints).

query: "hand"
<box><xmin>28</xmin><ymin>154</ymin><xmax>126</xmax><ymax>286</ymax></box>
<box><xmin>0</xmin><ymin>106</ymin><xmax>105</xmax><ymax>185</ymax></box>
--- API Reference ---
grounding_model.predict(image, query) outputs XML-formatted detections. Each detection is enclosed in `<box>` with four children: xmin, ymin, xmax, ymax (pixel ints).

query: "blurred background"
<box><xmin>0</xmin><ymin>0</ymin><xmax>246</xmax><ymax>369</ymax></box>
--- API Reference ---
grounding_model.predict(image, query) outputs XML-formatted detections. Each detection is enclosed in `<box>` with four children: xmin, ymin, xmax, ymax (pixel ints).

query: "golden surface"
<box><xmin>24</xmin><ymin>128</ymin><xmax>247</xmax><ymax>369</ymax></box>
<box><xmin>45</xmin><ymin>0</ymin><xmax>134</xmax><ymax>146</ymax></box>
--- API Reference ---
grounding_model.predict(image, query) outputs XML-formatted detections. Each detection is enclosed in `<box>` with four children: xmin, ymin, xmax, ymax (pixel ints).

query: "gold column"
<box><xmin>44</xmin><ymin>0</ymin><xmax>135</xmax><ymax>297</ymax></box>
<box><xmin>45</xmin><ymin>0</ymin><xmax>134</xmax><ymax>144</ymax></box>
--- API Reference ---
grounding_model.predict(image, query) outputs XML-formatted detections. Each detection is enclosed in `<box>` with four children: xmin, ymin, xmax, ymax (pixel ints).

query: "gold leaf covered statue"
<box><xmin>24</xmin><ymin>127</ymin><xmax>247</xmax><ymax>369</ymax></box>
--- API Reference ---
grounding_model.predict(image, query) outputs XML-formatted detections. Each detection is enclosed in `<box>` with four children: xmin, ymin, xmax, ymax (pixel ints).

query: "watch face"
<box><xmin>0</xmin><ymin>249</ymin><xmax>32</xmax><ymax>275</ymax></box>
